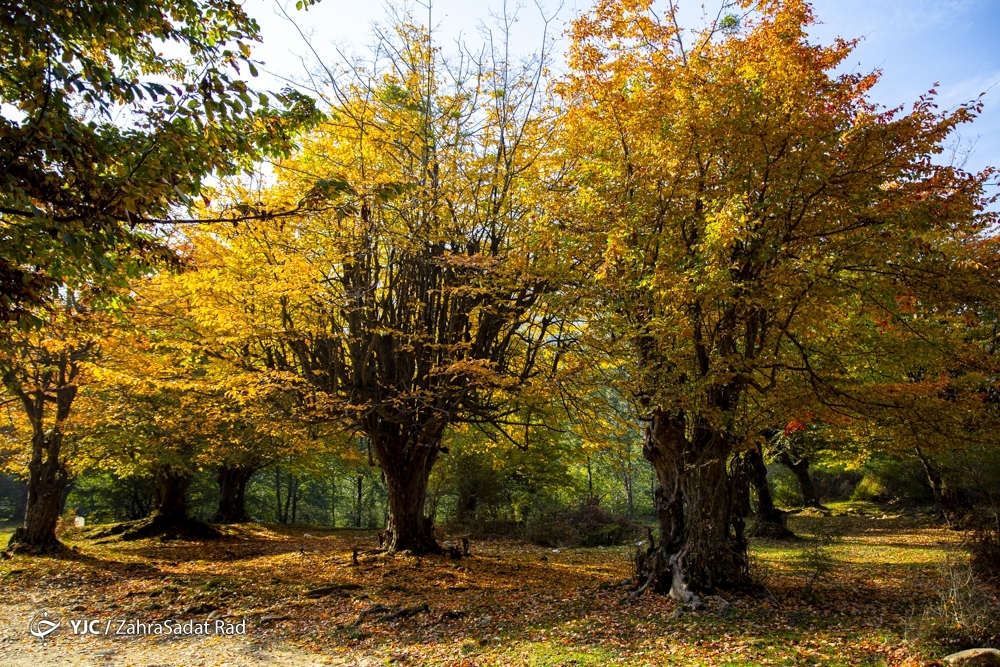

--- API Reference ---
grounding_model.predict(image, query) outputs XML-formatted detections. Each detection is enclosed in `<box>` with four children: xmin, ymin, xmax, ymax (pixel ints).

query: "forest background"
<box><xmin>2</xmin><ymin>0</ymin><xmax>1000</xmax><ymax>664</ymax></box>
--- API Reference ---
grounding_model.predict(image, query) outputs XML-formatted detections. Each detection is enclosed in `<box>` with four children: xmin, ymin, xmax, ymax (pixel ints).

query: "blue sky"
<box><xmin>243</xmin><ymin>0</ymin><xmax>1000</xmax><ymax>180</ymax></box>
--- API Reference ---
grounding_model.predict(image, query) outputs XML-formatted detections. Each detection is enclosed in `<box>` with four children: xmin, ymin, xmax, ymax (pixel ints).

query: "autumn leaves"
<box><xmin>3</xmin><ymin>1</ymin><xmax>998</xmax><ymax>594</ymax></box>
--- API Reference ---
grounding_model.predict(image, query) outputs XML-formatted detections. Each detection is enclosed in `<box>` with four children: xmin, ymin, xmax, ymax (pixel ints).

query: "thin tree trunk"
<box><xmin>634</xmin><ymin>410</ymin><xmax>749</xmax><ymax>599</ymax></box>
<box><xmin>329</xmin><ymin>477</ymin><xmax>336</xmax><ymax>527</ymax></box>
<box><xmin>622</xmin><ymin>457</ymin><xmax>635</xmax><ymax>519</ymax></box>
<box><xmin>354</xmin><ymin>475</ymin><xmax>363</xmax><ymax>528</ymax></box>
<box><xmin>778</xmin><ymin>451</ymin><xmax>823</xmax><ymax>508</ymax></box>
<box><xmin>290</xmin><ymin>477</ymin><xmax>299</xmax><ymax>524</ymax></box>
<box><xmin>280</xmin><ymin>473</ymin><xmax>296</xmax><ymax>524</ymax></box>
<box><xmin>128</xmin><ymin>488</ymin><xmax>148</xmax><ymax>521</ymax></box>
<box><xmin>216</xmin><ymin>466</ymin><xmax>254</xmax><ymax>523</ymax></box>
<box><xmin>747</xmin><ymin>445</ymin><xmax>794</xmax><ymax>539</ymax></box>
<box><xmin>587</xmin><ymin>456</ymin><xmax>594</xmax><ymax>497</ymax></box>
<box><xmin>274</xmin><ymin>468</ymin><xmax>283</xmax><ymax>522</ymax></box>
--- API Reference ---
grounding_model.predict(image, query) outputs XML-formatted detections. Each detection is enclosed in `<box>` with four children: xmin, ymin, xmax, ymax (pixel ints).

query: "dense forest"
<box><xmin>2</xmin><ymin>1</ymin><xmax>999</xmax><ymax>665</ymax></box>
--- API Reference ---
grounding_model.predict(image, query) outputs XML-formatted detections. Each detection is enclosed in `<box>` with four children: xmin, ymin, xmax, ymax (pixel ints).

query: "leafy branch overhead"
<box><xmin>0</xmin><ymin>0</ymin><xmax>320</xmax><ymax>324</ymax></box>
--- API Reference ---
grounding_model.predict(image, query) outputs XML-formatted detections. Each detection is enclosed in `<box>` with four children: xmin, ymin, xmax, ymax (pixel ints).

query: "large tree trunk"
<box><xmin>151</xmin><ymin>466</ymin><xmax>192</xmax><ymax>525</ymax></box>
<box><xmin>215</xmin><ymin>466</ymin><xmax>254</xmax><ymax>523</ymax></box>
<box><xmin>634</xmin><ymin>411</ymin><xmax>749</xmax><ymax>600</ymax></box>
<box><xmin>456</xmin><ymin>487</ymin><xmax>477</xmax><ymax>525</ymax></box>
<box><xmin>915</xmin><ymin>446</ymin><xmax>970</xmax><ymax>529</ymax></box>
<box><xmin>7</xmin><ymin>430</ymin><xmax>69</xmax><ymax>553</ymax></box>
<box><xmin>121</xmin><ymin>466</ymin><xmax>217</xmax><ymax>540</ymax></box>
<box><xmin>778</xmin><ymin>451</ymin><xmax>823</xmax><ymax>508</ymax></box>
<box><xmin>376</xmin><ymin>439</ymin><xmax>440</xmax><ymax>555</ymax></box>
<box><xmin>747</xmin><ymin>445</ymin><xmax>794</xmax><ymax>539</ymax></box>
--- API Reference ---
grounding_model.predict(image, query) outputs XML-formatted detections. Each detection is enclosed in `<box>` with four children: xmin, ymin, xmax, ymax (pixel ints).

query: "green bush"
<box><xmin>811</xmin><ymin>465</ymin><xmax>863</xmax><ymax>502</ymax></box>
<box><xmin>850</xmin><ymin>474</ymin><xmax>890</xmax><ymax>502</ymax></box>
<box><xmin>524</xmin><ymin>497</ymin><xmax>641</xmax><ymax>548</ymax></box>
<box><xmin>851</xmin><ymin>456</ymin><xmax>932</xmax><ymax>504</ymax></box>
<box><xmin>768</xmin><ymin>465</ymin><xmax>802</xmax><ymax>507</ymax></box>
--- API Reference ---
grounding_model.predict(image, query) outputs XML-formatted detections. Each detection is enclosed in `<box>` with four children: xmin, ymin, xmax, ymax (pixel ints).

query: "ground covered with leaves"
<box><xmin>0</xmin><ymin>502</ymin><xmax>983</xmax><ymax>666</ymax></box>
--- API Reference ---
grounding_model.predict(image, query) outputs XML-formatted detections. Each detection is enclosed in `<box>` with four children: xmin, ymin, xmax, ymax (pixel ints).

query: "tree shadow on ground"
<box><xmin>0</xmin><ymin>519</ymin><xmax>969</xmax><ymax>666</ymax></box>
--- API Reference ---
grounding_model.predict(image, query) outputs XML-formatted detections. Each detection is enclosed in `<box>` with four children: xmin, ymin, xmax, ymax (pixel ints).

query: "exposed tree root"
<box><xmin>749</xmin><ymin>513</ymin><xmax>798</xmax><ymax>540</ymax></box>
<box><xmin>87</xmin><ymin>516</ymin><xmax>221</xmax><ymax>541</ymax></box>
<box><xmin>5</xmin><ymin>533</ymin><xmax>66</xmax><ymax>555</ymax></box>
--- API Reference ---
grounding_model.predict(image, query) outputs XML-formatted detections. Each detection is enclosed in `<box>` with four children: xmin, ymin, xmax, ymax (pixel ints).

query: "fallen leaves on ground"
<box><xmin>0</xmin><ymin>507</ymin><xmax>972</xmax><ymax>666</ymax></box>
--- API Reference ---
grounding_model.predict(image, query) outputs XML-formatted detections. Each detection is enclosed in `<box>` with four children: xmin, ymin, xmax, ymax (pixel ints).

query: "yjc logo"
<box><xmin>28</xmin><ymin>610</ymin><xmax>60</xmax><ymax>643</ymax></box>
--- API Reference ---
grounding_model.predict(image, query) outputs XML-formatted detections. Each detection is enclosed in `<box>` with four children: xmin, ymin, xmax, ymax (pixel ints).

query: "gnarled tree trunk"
<box><xmin>747</xmin><ymin>445</ymin><xmax>794</xmax><ymax>539</ymax></box>
<box><xmin>121</xmin><ymin>465</ymin><xmax>217</xmax><ymax>540</ymax></box>
<box><xmin>151</xmin><ymin>466</ymin><xmax>192</xmax><ymax>525</ymax></box>
<box><xmin>915</xmin><ymin>446</ymin><xmax>970</xmax><ymax>529</ymax></box>
<box><xmin>778</xmin><ymin>451</ymin><xmax>823</xmax><ymax>509</ymax></box>
<box><xmin>215</xmin><ymin>466</ymin><xmax>254</xmax><ymax>523</ymax></box>
<box><xmin>634</xmin><ymin>411</ymin><xmax>750</xmax><ymax>600</ymax></box>
<box><xmin>374</xmin><ymin>431</ymin><xmax>441</xmax><ymax>555</ymax></box>
<box><xmin>8</xmin><ymin>429</ymin><xmax>69</xmax><ymax>553</ymax></box>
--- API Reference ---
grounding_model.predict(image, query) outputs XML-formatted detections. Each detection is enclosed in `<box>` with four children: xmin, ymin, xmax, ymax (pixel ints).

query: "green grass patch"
<box><xmin>512</xmin><ymin>641</ymin><xmax>619</xmax><ymax>666</ymax></box>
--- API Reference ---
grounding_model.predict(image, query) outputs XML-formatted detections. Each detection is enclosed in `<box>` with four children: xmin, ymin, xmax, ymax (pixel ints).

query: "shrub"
<box><xmin>917</xmin><ymin>559</ymin><xmax>1000</xmax><ymax>650</ymax></box>
<box><xmin>850</xmin><ymin>474</ymin><xmax>890</xmax><ymax>502</ymax></box>
<box><xmin>524</xmin><ymin>497</ymin><xmax>641</xmax><ymax>548</ymax></box>
<box><xmin>796</xmin><ymin>526</ymin><xmax>843</xmax><ymax>602</ymax></box>
<box><xmin>768</xmin><ymin>465</ymin><xmax>802</xmax><ymax>507</ymax></box>
<box><xmin>811</xmin><ymin>466</ymin><xmax>863</xmax><ymax>503</ymax></box>
<box><xmin>851</xmin><ymin>456</ymin><xmax>932</xmax><ymax>504</ymax></box>
<box><xmin>969</xmin><ymin>520</ymin><xmax>1000</xmax><ymax>587</ymax></box>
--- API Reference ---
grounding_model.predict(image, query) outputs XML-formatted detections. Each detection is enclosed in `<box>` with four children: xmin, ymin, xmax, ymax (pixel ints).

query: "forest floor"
<box><xmin>0</xmin><ymin>501</ymin><xmax>983</xmax><ymax>666</ymax></box>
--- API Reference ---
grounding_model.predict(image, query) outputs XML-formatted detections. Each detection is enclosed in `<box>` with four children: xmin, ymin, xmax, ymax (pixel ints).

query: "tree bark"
<box><xmin>151</xmin><ymin>466</ymin><xmax>192</xmax><ymax>525</ymax></box>
<box><xmin>747</xmin><ymin>445</ymin><xmax>794</xmax><ymax>539</ymax></box>
<box><xmin>121</xmin><ymin>466</ymin><xmax>217</xmax><ymax>540</ymax></box>
<box><xmin>635</xmin><ymin>411</ymin><xmax>749</xmax><ymax>599</ymax></box>
<box><xmin>377</xmin><ymin>438</ymin><xmax>440</xmax><ymax>555</ymax></box>
<box><xmin>5</xmin><ymin>364</ymin><xmax>79</xmax><ymax>553</ymax></box>
<box><xmin>914</xmin><ymin>446</ymin><xmax>970</xmax><ymax>529</ymax></box>
<box><xmin>778</xmin><ymin>451</ymin><xmax>823</xmax><ymax>508</ymax></box>
<box><xmin>215</xmin><ymin>466</ymin><xmax>254</xmax><ymax>523</ymax></box>
<box><xmin>8</xmin><ymin>430</ymin><xmax>69</xmax><ymax>552</ymax></box>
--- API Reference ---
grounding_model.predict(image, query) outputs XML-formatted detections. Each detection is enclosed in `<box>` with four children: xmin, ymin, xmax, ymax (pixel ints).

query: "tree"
<box><xmin>84</xmin><ymin>280</ymin><xmax>318</xmax><ymax>535</ymax></box>
<box><xmin>0</xmin><ymin>0</ymin><xmax>316</xmax><ymax>324</ymax></box>
<box><xmin>0</xmin><ymin>299</ymin><xmax>99</xmax><ymax>551</ymax></box>
<box><xmin>561</xmin><ymin>0</ymin><xmax>997</xmax><ymax>596</ymax></box>
<box><xmin>177</xmin><ymin>9</ymin><xmax>566</xmax><ymax>553</ymax></box>
<box><xmin>774</xmin><ymin>421</ymin><xmax>827</xmax><ymax>509</ymax></box>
